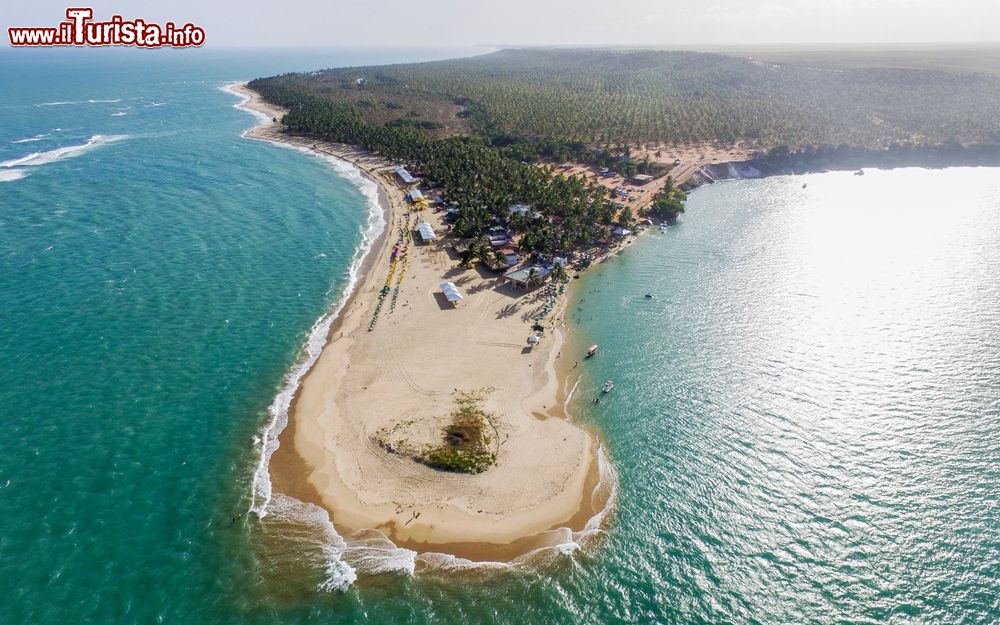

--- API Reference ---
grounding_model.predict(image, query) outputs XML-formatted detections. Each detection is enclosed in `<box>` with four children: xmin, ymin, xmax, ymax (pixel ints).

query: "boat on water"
<box><xmin>602</xmin><ymin>379</ymin><xmax>614</xmax><ymax>393</ymax></box>
<box><xmin>587</xmin><ymin>344</ymin><xmax>599</xmax><ymax>357</ymax></box>
<box><xmin>645</xmin><ymin>292</ymin><xmax>653</xmax><ymax>299</ymax></box>
<box><xmin>855</xmin><ymin>169</ymin><xmax>865</xmax><ymax>176</ymax></box>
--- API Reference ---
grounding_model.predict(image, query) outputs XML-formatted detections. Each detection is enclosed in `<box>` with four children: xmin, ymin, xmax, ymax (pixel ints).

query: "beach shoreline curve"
<box><xmin>224</xmin><ymin>81</ymin><xmax>613</xmax><ymax>565</ymax></box>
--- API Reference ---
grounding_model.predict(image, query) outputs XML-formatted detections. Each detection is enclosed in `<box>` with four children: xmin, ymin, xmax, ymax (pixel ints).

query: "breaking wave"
<box><xmin>11</xmin><ymin>133</ymin><xmax>50</xmax><ymax>144</ymax></box>
<box><xmin>227</xmin><ymin>78</ymin><xmax>387</xmax><ymax>523</ymax></box>
<box><xmin>0</xmin><ymin>134</ymin><xmax>127</xmax><ymax>170</ymax></box>
<box><xmin>220</xmin><ymin>82</ymin><xmax>272</xmax><ymax>131</ymax></box>
<box><xmin>35</xmin><ymin>99</ymin><xmax>122</xmax><ymax>107</ymax></box>
<box><xmin>0</xmin><ymin>169</ymin><xmax>29</xmax><ymax>183</ymax></box>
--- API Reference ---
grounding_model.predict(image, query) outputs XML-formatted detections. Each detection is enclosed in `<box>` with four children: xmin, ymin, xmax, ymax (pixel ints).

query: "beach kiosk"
<box><xmin>394</xmin><ymin>166</ymin><xmax>417</xmax><ymax>186</ymax></box>
<box><xmin>503</xmin><ymin>264</ymin><xmax>552</xmax><ymax>290</ymax></box>
<box><xmin>440</xmin><ymin>281</ymin><xmax>464</xmax><ymax>307</ymax></box>
<box><xmin>416</xmin><ymin>221</ymin><xmax>436</xmax><ymax>243</ymax></box>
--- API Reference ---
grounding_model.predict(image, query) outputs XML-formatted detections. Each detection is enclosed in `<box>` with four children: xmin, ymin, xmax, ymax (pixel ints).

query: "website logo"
<box><xmin>8</xmin><ymin>8</ymin><xmax>206</xmax><ymax>48</ymax></box>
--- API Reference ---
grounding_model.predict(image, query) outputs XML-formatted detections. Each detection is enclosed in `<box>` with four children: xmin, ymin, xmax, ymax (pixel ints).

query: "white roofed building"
<box><xmin>440</xmin><ymin>281</ymin><xmax>464</xmax><ymax>306</ymax></box>
<box><xmin>394</xmin><ymin>166</ymin><xmax>417</xmax><ymax>185</ymax></box>
<box><xmin>502</xmin><ymin>264</ymin><xmax>552</xmax><ymax>290</ymax></box>
<box><xmin>416</xmin><ymin>221</ymin><xmax>436</xmax><ymax>242</ymax></box>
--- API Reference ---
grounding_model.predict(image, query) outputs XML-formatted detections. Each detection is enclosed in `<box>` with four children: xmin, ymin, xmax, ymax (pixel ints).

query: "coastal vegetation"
<box><xmin>250</xmin><ymin>47</ymin><xmax>1000</xmax><ymax>257</ymax></box>
<box><xmin>258</xmin><ymin>48</ymin><xmax>1000</xmax><ymax>148</ymax></box>
<box><xmin>248</xmin><ymin>79</ymin><xmax>630</xmax><ymax>256</ymax></box>
<box><xmin>648</xmin><ymin>177</ymin><xmax>687</xmax><ymax>223</ymax></box>
<box><xmin>421</xmin><ymin>390</ymin><xmax>499</xmax><ymax>474</ymax></box>
<box><xmin>373</xmin><ymin>390</ymin><xmax>500</xmax><ymax>474</ymax></box>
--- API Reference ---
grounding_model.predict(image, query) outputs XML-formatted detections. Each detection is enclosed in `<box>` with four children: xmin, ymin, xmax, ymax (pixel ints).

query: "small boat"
<box><xmin>645</xmin><ymin>292</ymin><xmax>653</xmax><ymax>299</ymax></box>
<box><xmin>602</xmin><ymin>380</ymin><xmax>614</xmax><ymax>393</ymax></box>
<box><xmin>854</xmin><ymin>169</ymin><xmax>865</xmax><ymax>176</ymax></box>
<box><xmin>586</xmin><ymin>344</ymin><xmax>599</xmax><ymax>358</ymax></box>
<box><xmin>802</xmin><ymin>183</ymin><xmax>807</xmax><ymax>188</ymax></box>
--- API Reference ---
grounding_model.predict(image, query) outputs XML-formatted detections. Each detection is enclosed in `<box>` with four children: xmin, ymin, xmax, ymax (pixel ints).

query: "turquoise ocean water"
<box><xmin>2</xmin><ymin>49</ymin><xmax>998</xmax><ymax>623</ymax></box>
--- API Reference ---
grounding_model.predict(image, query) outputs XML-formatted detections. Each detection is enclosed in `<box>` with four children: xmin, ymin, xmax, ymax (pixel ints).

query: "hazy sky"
<box><xmin>6</xmin><ymin>0</ymin><xmax>1000</xmax><ymax>47</ymax></box>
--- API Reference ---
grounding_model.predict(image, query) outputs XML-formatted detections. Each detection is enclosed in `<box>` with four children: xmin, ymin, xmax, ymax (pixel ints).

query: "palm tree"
<box><xmin>459</xmin><ymin>246</ymin><xmax>478</xmax><ymax>268</ymax></box>
<box><xmin>526</xmin><ymin>267</ymin><xmax>544</xmax><ymax>290</ymax></box>
<box><xmin>551</xmin><ymin>263</ymin><xmax>568</xmax><ymax>284</ymax></box>
<box><xmin>492</xmin><ymin>250</ymin><xmax>509</xmax><ymax>273</ymax></box>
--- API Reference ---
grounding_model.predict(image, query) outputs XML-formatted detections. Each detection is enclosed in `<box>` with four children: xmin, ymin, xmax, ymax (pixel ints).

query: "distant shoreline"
<box><xmin>683</xmin><ymin>144</ymin><xmax>1000</xmax><ymax>190</ymax></box>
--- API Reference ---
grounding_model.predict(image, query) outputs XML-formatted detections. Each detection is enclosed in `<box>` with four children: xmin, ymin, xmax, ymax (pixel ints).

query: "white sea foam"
<box><xmin>416</xmin><ymin>551</ymin><xmax>514</xmax><ymax>573</ymax></box>
<box><xmin>226</xmin><ymin>78</ymin><xmax>386</xmax><ymax>527</ymax></box>
<box><xmin>266</xmin><ymin>494</ymin><xmax>358</xmax><ymax>592</ymax></box>
<box><xmin>36</xmin><ymin>99</ymin><xmax>121</xmax><ymax>107</ymax></box>
<box><xmin>0</xmin><ymin>134</ymin><xmax>127</xmax><ymax>169</ymax></box>
<box><xmin>111</xmin><ymin>112</ymin><xmax>128</xmax><ymax>117</ymax></box>
<box><xmin>0</xmin><ymin>169</ymin><xmax>29</xmax><ymax>182</ymax></box>
<box><xmin>11</xmin><ymin>133</ymin><xmax>49</xmax><ymax>144</ymax></box>
<box><xmin>564</xmin><ymin>376</ymin><xmax>582</xmax><ymax>417</ymax></box>
<box><xmin>220</xmin><ymin>82</ymin><xmax>272</xmax><ymax>131</ymax></box>
<box><xmin>239</xmin><ymin>124</ymin><xmax>385</xmax><ymax>590</ymax></box>
<box><xmin>342</xmin><ymin>532</ymin><xmax>418</xmax><ymax>576</ymax></box>
<box><xmin>243</xmin><ymin>149</ymin><xmax>385</xmax><ymax>521</ymax></box>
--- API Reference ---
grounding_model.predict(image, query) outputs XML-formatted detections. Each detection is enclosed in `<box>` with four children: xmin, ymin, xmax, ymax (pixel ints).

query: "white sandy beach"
<box><xmin>231</xmin><ymin>83</ymin><xmax>603</xmax><ymax>558</ymax></box>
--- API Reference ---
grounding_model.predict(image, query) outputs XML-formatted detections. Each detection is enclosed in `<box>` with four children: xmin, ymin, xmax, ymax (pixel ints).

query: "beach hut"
<box><xmin>406</xmin><ymin>188</ymin><xmax>424</xmax><ymax>203</ymax></box>
<box><xmin>416</xmin><ymin>221</ymin><xmax>436</xmax><ymax>243</ymax></box>
<box><xmin>508</xmin><ymin>203</ymin><xmax>531</xmax><ymax>217</ymax></box>
<box><xmin>394</xmin><ymin>166</ymin><xmax>417</xmax><ymax>185</ymax></box>
<box><xmin>631</xmin><ymin>174</ymin><xmax>654</xmax><ymax>185</ymax></box>
<box><xmin>612</xmin><ymin>227</ymin><xmax>633</xmax><ymax>237</ymax></box>
<box><xmin>440</xmin><ymin>281</ymin><xmax>464</xmax><ymax>306</ymax></box>
<box><xmin>489</xmin><ymin>234</ymin><xmax>512</xmax><ymax>249</ymax></box>
<box><xmin>503</xmin><ymin>264</ymin><xmax>553</xmax><ymax>290</ymax></box>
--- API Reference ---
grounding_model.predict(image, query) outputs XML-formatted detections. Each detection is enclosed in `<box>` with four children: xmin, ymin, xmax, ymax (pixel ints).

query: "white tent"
<box><xmin>440</xmin><ymin>281</ymin><xmax>464</xmax><ymax>305</ymax></box>
<box><xmin>394</xmin><ymin>166</ymin><xmax>417</xmax><ymax>185</ymax></box>
<box><xmin>417</xmin><ymin>222</ymin><xmax>436</xmax><ymax>242</ymax></box>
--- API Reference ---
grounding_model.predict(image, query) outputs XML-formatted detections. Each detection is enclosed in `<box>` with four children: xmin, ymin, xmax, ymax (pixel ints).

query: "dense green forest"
<box><xmin>250</xmin><ymin>47</ymin><xmax>1000</xmax><ymax>257</ymax></box>
<box><xmin>263</xmin><ymin>48</ymin><xmax>1000</xmax><ymax>148</ymax></box>
<box><xmin>248</xmin><ymin>81</ymin><xmax>631</xmax><ymax>257</ymax></box>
